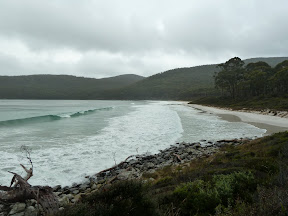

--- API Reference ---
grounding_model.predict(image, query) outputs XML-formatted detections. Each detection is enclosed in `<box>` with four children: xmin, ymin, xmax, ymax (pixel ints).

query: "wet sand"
<box><xmin>189</xmin><ymin>104</ymin><xmax>288</xmax><ymax>135</ymax></box>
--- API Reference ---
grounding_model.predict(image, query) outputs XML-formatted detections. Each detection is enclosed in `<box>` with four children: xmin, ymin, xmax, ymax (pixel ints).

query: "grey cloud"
<box><xmin>0</xmin><ymin>0</ymin><xmax>164</xmax><ymax>52</ymax></box>
<box><xmin>0</xmin><ymin>54</ymin><xmax>24</xmax><ymax>75</ymax></box>
<box><xmin>0</xmin><ymin>0</ymin><xmax>287</xmax><ymax>78</ymax></box>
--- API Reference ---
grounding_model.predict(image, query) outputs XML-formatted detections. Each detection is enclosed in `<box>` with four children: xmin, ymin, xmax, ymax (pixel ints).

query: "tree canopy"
<box><xmin>214</xmin><ymin>57</ymin><xmax>288</xmax><ymax>99</ymax></box>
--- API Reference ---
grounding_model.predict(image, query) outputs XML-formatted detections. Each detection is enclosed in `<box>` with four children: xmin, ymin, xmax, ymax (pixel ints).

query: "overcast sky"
<box><xmin>0</xmin><ymin>0</ymin><xmax>287</xmax><ymax>78</ymax></box>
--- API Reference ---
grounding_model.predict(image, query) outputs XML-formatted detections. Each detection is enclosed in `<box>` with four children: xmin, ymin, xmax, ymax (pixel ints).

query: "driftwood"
<box><xmin>0</xmin><ymin>172</ymin><xmax>59</xmax><ymax>215</ymax></box>
<box><xmin>11</xmin><ymin>164</ymin><xmax>33</xmax><ymax>187</ymax></box>
<box><xmin>173</xmin><ymin>153</ymin><xmax>182</xmax><ymax>162</ymax></box>
<box><xmin>98</xmin><ymin>155</ymin><xmax>134</xmax><ymax>174</ymax></box>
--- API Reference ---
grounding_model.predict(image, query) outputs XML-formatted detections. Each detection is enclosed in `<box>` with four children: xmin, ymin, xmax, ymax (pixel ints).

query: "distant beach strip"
<box><xmin>188</xmin><ymin>104</ymin><xmax>288</xmax><ymax>135</ymax></box>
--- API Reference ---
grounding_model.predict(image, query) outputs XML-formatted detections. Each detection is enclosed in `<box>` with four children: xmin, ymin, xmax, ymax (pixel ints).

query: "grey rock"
<box><xmin>66</xmin><ymin>194</ymin><xmax>74</xmax><ymax>200</ymax></box>
<box><xmin>69</xmin><ymin>187</ymin><xmax>78</xmax><ymax>193</ymax></box>
<box><xmin>72</xmin><ymin>182</ymin><xmax>78</xmax><ymax>187</ymax></box>
<box><xmin>10</xmin><ymin>212</ymin><xmax>24</xmax><ymax>216</ymax></box>
<box><xmin>79</xmin><ymin>184</ymin><xmax>89</xmax><ymax>192</ymax></box>
<box><xmin>59</xmin><ymin>196</ymin><xmax>70</xmax><ymax>206</ymax></box>
<box><xmin>187</xmin><ymin>147</ymin><xmax>195</xmax><ymax>153</ymax></box>
<box><xmin>9</xmin><ymin>203</ymin><xmax>26</xmax><ymax>215</ymax></box>
<box><xmin>145</xmin><ymin>169</ymin><xmax>156</xmax><ymax>174</ymax></box>
<box><xmin>179</xmin><ymin>144</ymin><xmax>185</xmax><ymax>148</ymax></box>
<box><xmin>91</xmin><ymin>183</ymin><xmax>97</xmax><ymax>190</ymax></box>
<box><xmin>193</xmin><ymin>144</ymin><xmax>201</xmax><ymax>149</ymax></box>
<box><xmin>24</xmin><ymin>206</ymin><xmax>37</xmax><ymax>216</ymax></box>
<box><xmin>85</xmin><ymin>188</ymin><xmax>92</xmax><ymax>193</ymax></box>
<box><xmin>53</xmin><ymin>185</ymin><xmax>61</xmax><ymax>192</ymax></box>
<box><xmin>0</xmin><ymin>204</ymin><xmax>4</xmax><ymax>211</ymax></box>
<box><xmin>72</xmin><ymin>190</ymin><xmax>80</xmax><ymax>195</ymax></box>
<box><xmin>98</xmin><ymin>179</ymin><xmax>105</xmax><ymax>184</ymax></box>
<box><xmin>34</xmin><ymin>204</ymin><xmax>43</xmax><ymax>212</ymax></box>
<box><xmin>145</xmin><ymin>162</ymin><xmax>155</xmax><ymax>169</ymax></box>
<box><xmin>135</xmin><ymin>164</ymin><xmax>143</xmax><ymax>169</ymax></box>
<box><xmin>117</xmin><ymin>171</ymin><xmax>134</xmax><ymax>180</ymax></box>
<box><xmin>26</xmin><ymin>199</ymin><xmax>37</xmax><ymax>207</ymax></box>
<box><xmin>91</xmin><ymin>184</ymin><xmax>97</xmax><ymax>190</ymax></box>
<box><xmin>53</xmin><ymin>191</ymin><xmax>62</xmax><ymax>196</ymax></box>
<box><xmin>128</xmin><ymin>159</ymin><xmax>137</xmax><ymax>165</ymax></box>
<box><xmin>181</xmin><ymin>153</ymin><xmax>188</xmax><ymax>159</ymax></box>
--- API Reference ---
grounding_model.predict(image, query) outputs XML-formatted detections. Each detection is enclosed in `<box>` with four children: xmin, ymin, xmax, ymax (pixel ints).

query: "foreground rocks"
<box><xmin>0</xmin><ymin>138</ymin><xmax>251</xmax><ymax>215</ymax></box>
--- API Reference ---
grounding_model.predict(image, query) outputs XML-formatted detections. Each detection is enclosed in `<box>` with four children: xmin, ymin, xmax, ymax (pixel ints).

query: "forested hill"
<box><xmin>1</xmin><ymin>57</ymin><xmax>288</xmax><ymax>100</ymax></box>
<box><xmin>106</xmin><ymin>64</ymin><xmax>218</xmax><ymax>100</ymax></box>
<box><xmin>0</xmin><ymin>74</ymin><xmax>144</xmax><ymax>99</ymax></box>
<box><xmin>243</xmin><ymin>57</ymin><xmax>288</xmax><ymax>67</ymax></box>
<box><xmin>107</xmin><ymin>57</ymin><xmax>288</xmax><ymax>100</ymax></box>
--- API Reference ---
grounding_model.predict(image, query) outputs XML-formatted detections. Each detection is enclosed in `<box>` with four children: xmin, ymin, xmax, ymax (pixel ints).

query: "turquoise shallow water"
<box><xmin>0</xmin><ymin>100</ymin><xmax>265</xmax><ymax>186</ymax></box>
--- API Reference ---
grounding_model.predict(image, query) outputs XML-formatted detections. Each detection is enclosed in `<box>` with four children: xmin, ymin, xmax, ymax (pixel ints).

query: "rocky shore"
<box><xmin>0</xmin><ymin>138</ymin><xmax>252</xmax><ymax>216</ymax></box>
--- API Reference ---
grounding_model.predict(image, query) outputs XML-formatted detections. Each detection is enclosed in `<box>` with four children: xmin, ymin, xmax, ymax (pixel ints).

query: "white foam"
<box><xmin>0</xmin><ymin>101</ymin><xmax>183</xmax><ymax>186</ymax></box>
<box><xmin>171</xmin><ymin>104</ymin><xmax>266</xmax><ymax>142</ymax></box>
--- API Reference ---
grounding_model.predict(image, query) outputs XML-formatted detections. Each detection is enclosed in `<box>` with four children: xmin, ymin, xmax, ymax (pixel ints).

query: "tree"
<box><xmin>214</xmin><ymin>57</ymin><xmax>245</xmax><ymax>99</ymax></box>
<box><xmin>272</xmin><ymin>68</ymin><xmax>288</xmax><ymax>94</ymax></box>
<box><xmin>244</xmin><ymin>61</ymin><xmax>272</xmax><ymax>96</ymax></box>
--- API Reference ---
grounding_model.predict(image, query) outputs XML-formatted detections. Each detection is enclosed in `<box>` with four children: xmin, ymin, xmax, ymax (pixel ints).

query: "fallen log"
<box><xmin>98</xmin><ymin>155</ymin><xmax>134</xmax><ymax>174</ymax></box>
<box><xmin>0</xmin><ymin>172</ymin><xmax>59</xmax><ymax>215</ymax></box>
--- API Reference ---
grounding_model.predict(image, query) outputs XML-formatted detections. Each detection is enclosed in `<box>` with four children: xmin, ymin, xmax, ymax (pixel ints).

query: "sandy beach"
<box><xmin>188</xmin><ymin>104</ymin><xmax>288</xmax><ymax>135</ymax></box>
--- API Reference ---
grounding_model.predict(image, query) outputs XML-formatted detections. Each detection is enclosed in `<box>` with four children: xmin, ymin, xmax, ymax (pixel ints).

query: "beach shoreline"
<box><xmin>188</xmin><ymin>104</ymin><xmax>288</xmax><ymax>135</ymax></box>
<box><xmin>2</xmin><ymin>103</ymin><xmax>287</xmax><ymax>215</ymax></box>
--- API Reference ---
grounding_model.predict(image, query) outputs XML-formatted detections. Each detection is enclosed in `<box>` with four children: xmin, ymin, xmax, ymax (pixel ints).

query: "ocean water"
<box><xmin>0</xmin><ymin>100</ymin><xmax>266</xmax><ymax>186</ymax></box>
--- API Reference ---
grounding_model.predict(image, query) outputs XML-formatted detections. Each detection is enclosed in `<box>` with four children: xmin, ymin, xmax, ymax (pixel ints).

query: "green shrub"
<box><xmin>169</xmin><ymin>171</ymin><xmax>256</xmax><ymax>215</ymax></box>
<box><xmin>173</xmin><ymin>180</ymin><xmax>219</xmax><ymax>215</ymax></box>
<box><xmin>58</xmin><ymin>180</ymin><xmax>158</xmax><ymax>216</ymax></box>
<box><xmin>154</xmin><ymin>176</ymin><xmax>173</xmax><ymax>187</ymax></box>
<box><xmin>213</xmin><ymin>171</ymin><xmax>256</xmax><ymax>204</ymax></box>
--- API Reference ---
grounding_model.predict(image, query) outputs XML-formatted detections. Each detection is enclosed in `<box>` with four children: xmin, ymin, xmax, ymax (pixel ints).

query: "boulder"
<box><xmin>24</xmin><ymin>206</ymin><xmax>37</xmax><ymax>216</ymax></box>
<box><xmin>117</xmin><ymin>171</ymin><xmax>132</xmax><ymax>180</ymax></box>
<box><xmin>25</xmin><ymin>199</ymin><xmax>37</xmax><ymax>207</ymax></box>
<box><xmin>10</xmin><ymin>213</ymin><xmax>24</xmax><ymax>216</ymax></box>
<box><xmin>58</xmin><ymin>196</ymin><xmax>70</xmax><ymax>206</ymax></box>
<box><xmin>72</xmin><ymin>190</ymin><xmax>80</xmax><ymax>195</ymax></box>
<box><xmin>53</xmin><ymin>185</ymin><xmax>61</xmax><ymax>192</ymax></box>
<box><xmin>9</xmin><ymin>203</ymin><xmax>26</xmax><ymax>215</ymax></box>
<box><xmin>91</xmin><ymin>183</ymin><xmax>97</xmax><ymax>190</ymax></box>
<box><xmin>145</xmin><ymin>162</ymin><xmax>155</xmax><ymax>169</ymax></box>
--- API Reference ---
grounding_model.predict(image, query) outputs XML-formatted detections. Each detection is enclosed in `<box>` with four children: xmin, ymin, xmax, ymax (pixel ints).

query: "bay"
<box><xmin>0</xmin><ymin>100</ymin><xmax>265</xmax><ymax>186</ymax></box>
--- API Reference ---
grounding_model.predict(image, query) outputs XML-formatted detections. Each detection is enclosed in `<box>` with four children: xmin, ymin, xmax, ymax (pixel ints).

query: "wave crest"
<box><xmin>0</xmin><ymin>107</ymin><xmax>113</xmax><ymax>127</ymax></box>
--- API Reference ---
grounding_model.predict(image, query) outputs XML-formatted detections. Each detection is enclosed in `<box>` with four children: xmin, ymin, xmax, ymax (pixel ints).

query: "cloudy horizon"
<box><xmin>0</xmin><ymin>0</ymin><xmax>287</xmax><ymax>78</ymax></box>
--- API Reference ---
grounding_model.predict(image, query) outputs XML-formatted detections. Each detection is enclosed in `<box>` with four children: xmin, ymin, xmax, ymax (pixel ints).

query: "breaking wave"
<box><xmin>0</xmin><ymin>107</ymin><xmax>113</xmax><ymax>127</ymax></box>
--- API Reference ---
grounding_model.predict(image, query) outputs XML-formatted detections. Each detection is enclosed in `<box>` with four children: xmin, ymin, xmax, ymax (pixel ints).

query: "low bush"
<box><xmin>167</xmin><ymin>171</ymin><xmax>256</xmax><ymax>215</ymax></box>
<box><xmin>59</xmin><ymin>180</ymin><xmax>158</xmax><ymax>216</ymax></box>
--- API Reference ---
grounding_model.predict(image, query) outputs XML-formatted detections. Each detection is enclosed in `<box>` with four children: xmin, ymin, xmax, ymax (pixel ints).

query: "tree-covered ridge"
<box><xmin>244</xmin><ymin>57</ymin><xmax>288</xmax><ymax>67</ymax></box>
<box><xmin>110</xmin><ymin>65</ymin><xmax>218</xmax><ymax>100</ymax></box>
<box><xmin>214</xmin><ymin>57</ymin><xmax>288</xmax><ymax>99</ymax></box>
<box><xmin>108</xmin><ymin>57</ymin><xmax>288</xmax><ymax>100</ymax></box>
<box><xmin>0</xmin><ymin>57</ymin><xmax>288</xmax><ymax>100</ymax></box>
<box><xmin>0</xmin><ymin>74</ymin><xmax>144</xmax><ymax>99</ymax></box>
